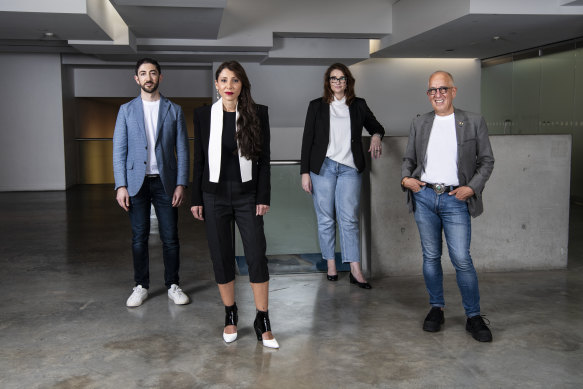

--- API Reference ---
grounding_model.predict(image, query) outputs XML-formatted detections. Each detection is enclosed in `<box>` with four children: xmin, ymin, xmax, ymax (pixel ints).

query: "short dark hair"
<box><xmin>135</xmin><ymin>58</ymin><xmax>161</xmax><ymax>75</ymax></box>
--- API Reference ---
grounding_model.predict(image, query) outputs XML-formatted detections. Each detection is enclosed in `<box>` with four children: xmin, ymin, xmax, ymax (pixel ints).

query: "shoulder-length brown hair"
<box><xmin>322</xmin><ymin>63</ymin><xmax>356</xmax><ymax>105</ymax></box>
<box><xmin>215</xmin><ymin>61</ymin><xmax>262</xmax><ymax>160</ymax></box>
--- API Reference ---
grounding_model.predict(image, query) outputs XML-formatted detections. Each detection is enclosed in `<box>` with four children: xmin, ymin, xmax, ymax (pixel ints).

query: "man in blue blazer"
<box><xmin>401</xmin><ymin>71</ymin><xmax>495</xmax><ymax>342</ymax></box>
<box><xmin>113</xmin><ymin>58</ymin><xmax>190</xmax><ymax>307</ymax></box>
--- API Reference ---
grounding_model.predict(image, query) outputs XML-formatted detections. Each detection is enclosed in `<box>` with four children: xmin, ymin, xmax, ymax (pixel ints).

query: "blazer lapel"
<box><xmin>132</xmin><ymin>97</ymin><xmax>147</xmax><ymax>144</ymax></box>
<box><xmin>320</xmin><ymin>100</ymin><xmax>331</xmax><ymax>143</ymax></box>
<box><xmin>454</xmin><ymin>108</ymin><xmax>467</xmax><ymax>145</ymax></box>
<box><xmin>419</xmin><ymin>112</ymin><xmax>435</xmax><ymax>166</ymax></box>
<box><xmin>348</xmin><ymin>102</ymin><xmax>358</xmax><ymax>136</ymax></box>
<box><xmin>156</xmin><ymin>95</ymin><xmax>171</xmax><ymax>143</ymax></box>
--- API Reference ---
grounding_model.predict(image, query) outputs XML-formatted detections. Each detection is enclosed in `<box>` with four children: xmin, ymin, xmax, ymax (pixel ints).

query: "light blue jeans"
<box><xmin>413</xmin><ymin>186</ymin><xmax>481</xmax><ymax>317</ymax></box>
<box><xmin>310</xmin><ymin>158</ymin><xmax>361</xmax><ymax>263</ymax></box>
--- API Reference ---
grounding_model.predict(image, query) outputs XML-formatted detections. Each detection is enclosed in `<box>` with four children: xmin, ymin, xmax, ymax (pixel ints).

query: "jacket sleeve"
<box><xmin>191</xmin><ymin>108</ymin><xmax>204</xmax><ymax>206</ymax></box>
<box><xmin>112</xmin><ymin>105</ymin><xmax>128</xmax><ymax>190</ymax></box>
<box><xmin>467</xmin><ymin>116</ymin><xmax>494</xmax><ymax>194</ymax></box>
<box><xmin>175</xmin><ymin>105</ymin><xmax>190</xmax><ymax>188</ymax></box>
<box><xmin>361</xmin><ymin>99</ymin><xmax>385</xmax><ymax>139</ymax></box>
<box><xmin>300</xmin><ymin>100</ymin><xmax>317</xmax><ymax>175</ymax></box>
<box><xmin>256</xmin><ymin>105</ymin><xmax>271</xmax><ymax>205</ymax></box>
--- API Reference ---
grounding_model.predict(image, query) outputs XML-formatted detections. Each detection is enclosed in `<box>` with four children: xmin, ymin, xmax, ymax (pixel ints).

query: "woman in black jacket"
<box><xmin>300</xmin><ymin>63</ymin><xmax>385</xmax><ymax>289</ymax></box>
<box><xmin>191</xmin><ymin>61</ymin><xmax>278</xmax><ymax>348</ymax></box>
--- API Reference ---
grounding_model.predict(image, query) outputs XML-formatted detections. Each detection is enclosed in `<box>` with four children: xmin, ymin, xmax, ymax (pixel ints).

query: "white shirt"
<box><xmin>421</xmin><ymin>113</ymin><xmax>459</xmax><ymax>186</ymax></box>
<box><xmin>326</xmin><ymin>96</ymin><xmax>356</xmax><ymax>169</ymax></box>
<box><xmin>142</xmin><ymin>99</ymin><xmax>160</xmax><ymax>175</ymax></box>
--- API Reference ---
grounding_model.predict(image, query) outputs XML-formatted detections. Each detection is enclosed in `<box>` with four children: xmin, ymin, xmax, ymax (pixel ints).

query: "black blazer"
<box><xmin>191</xmin><ymin>104</ymin><xmax>271</xmax><ymax>206</ymax></box>
<box><xmin>300</xmin><ymin>97</ymin><xmax>385</xmax><ymax>175</ymax></box>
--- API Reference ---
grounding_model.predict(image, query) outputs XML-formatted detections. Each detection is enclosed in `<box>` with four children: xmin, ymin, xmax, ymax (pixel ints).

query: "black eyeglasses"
<box><xmin>329</xmin><ymin>76</ymin><xmax>347</xmax><ymax>84</ymax></box>
<box><xmin>427</xmin><ymin>87</ymin><xmax>451</xmax><ymax>95</ymax></box>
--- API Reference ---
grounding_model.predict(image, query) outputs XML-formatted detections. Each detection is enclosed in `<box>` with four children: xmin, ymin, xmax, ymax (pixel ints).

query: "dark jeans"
<box><xmin>128</xmin><ymin>176</ymin><xmax>179</xmax><ymax>289</ymax></box>
<box><xmin>203</xmin><ymin>181</ymin><xmax>269</xmax><ymax>284</ymax></box>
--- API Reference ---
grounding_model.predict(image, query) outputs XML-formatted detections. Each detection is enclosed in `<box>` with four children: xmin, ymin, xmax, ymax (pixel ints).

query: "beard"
<box><xmin>140</xmin><ymin>81</ymin><xmax>159</xmax><ymax>93</ymax></box>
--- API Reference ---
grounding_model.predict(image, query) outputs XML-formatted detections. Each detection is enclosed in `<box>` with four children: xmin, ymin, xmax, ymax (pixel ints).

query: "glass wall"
<box><xmin>482</xmin><ymin>46</ymin><xmax>583</xmax><ymax>201</ymax></box>
<box><xmin>235</xmin><ymin>163</ymin><xmax>345</xmax><ymax>275</ymax></box>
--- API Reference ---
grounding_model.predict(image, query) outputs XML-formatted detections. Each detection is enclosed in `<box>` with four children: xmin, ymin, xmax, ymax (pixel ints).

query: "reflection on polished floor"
<box><xmin>1</xmin><ymin>185</ymin><xmax>582</xmax><ymax>388</ymax></box>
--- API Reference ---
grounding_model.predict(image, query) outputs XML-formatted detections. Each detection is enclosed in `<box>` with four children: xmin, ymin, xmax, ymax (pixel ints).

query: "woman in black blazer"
<box><xmin>300</xmin><ymin>63</ymin><xmax>385</xmax><ymax>289</ymax></box>
<box><xmin>191</xmin><ymin>61</ymin><xmax>278</xmax><ymax>348</ymax></box>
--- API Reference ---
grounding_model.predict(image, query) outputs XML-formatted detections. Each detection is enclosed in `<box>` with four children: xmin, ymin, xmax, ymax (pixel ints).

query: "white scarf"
<box><xmin>208</xmin><ymin>98</ymin><xmax>253</xmax><ymax>183</ymax></box>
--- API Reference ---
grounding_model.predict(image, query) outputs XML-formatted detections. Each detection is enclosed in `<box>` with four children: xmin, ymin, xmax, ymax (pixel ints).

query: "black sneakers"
<box><xmin>466</xmin><ymin>315</ymin><xmax>493</xmax><ymax>342</ymax></box>
<box><xmin>423</xmin><ymin>306</ymin><xmax>445</xmax><ymax>332</ymax></box>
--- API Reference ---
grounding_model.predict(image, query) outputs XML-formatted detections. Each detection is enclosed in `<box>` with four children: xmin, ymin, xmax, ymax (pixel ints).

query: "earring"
<box><xmin>215</xmin><ymin>89</ymin><xmax>220</xmax><ymax>100</ymax></box>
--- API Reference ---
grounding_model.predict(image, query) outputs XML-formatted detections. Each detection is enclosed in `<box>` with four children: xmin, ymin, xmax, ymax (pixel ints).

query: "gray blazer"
<box><xmin>113</xmin><ymin>95</ymin><xmax>189</xmax><ymax>197</ymax></box>
<box><xmin>401</xmin><ymin>108</ymin><xmax>494</xmax><ymax>217</ymax></box>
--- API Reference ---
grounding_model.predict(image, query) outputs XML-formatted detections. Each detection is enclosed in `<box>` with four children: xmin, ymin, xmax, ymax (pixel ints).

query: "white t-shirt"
<box><xmin>142</xmin><ymin>99</ymin><xmax>160</xmax><ymax>175</ymax></box>
<box><xmin>421</xmin><ymin>113</ymin><xmax>459</xmax><ymax>186</ymax></box>
<box><xmin>326</xmin><ymin>96</ymin><xmax>356</xmax><ymax>169</ymax></box>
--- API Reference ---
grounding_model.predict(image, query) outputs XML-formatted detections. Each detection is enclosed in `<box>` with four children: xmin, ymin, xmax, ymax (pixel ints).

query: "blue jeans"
<box><xmin>310</xmin><ymin>158</ymin><xmax>361</xmax><ymax>263</ymax></box>
<box><xmin>128</xmin><ymin>176</ymin><xmax>180</xmax><ymax>289</ymax></box>
<box><xmin>413</xmin><ymin>186</ymin><xmax>480</xmax><ymax>317</ymax></box>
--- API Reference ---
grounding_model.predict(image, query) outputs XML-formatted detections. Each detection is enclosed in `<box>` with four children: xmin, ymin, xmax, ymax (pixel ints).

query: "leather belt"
<box><xmin>426</xmin><ymin>183</ymin><xmax>458</xmax><ymax>195</ymax></box>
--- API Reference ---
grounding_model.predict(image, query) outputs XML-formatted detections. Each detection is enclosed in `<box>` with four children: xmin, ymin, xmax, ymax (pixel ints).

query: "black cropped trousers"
<box><xmin>203</xmin><ymin>181</ymin><xmax>270</xmax><ymax>284</ymax></box>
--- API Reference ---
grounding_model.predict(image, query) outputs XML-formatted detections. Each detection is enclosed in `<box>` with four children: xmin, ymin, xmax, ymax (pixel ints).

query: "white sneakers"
<box><xmin>168</xmin><ymin>284</ymin><xmax>190</xmax><ymax>305</ymax></box>
<box><xmin>126</xmin><ymin>284</ymin><xmax>189</xmax><ymax>307</ymax></box>
<box><xmin>126</xmin><ymin>285</ymin><xmax>148</xmax><ymax>307</ymax></box>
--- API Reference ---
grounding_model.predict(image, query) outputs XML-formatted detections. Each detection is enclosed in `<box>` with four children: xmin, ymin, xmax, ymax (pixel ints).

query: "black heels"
<box><xmin>326</xmin><ymin>274</ymin><xmax>338</xmax><ymax>281</ymax></box>
<box><xmin>253</xmin><ymin>310</ymin><xmax>279</xmax><ymax>348</ymax></box>
<box><xmin>223</xmin><ymin>303</ymin><xmax>238</xmax><ymax>343</ymax></box>
<box><xmin>349</xmin><ymin>272</ymin><xmax>372</xmax><ymax>289</ymax></box>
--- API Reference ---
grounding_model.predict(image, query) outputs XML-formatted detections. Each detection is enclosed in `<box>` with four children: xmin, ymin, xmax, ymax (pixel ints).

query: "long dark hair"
<box><xmin>323</xmin><ymin>63</ymin><xmax>355</xmax><ymax>105</ymax></box>
<box><xmin>215</xmin><ymin>61</ymin><xmax>262</xmax><ymax>160</ymax></box>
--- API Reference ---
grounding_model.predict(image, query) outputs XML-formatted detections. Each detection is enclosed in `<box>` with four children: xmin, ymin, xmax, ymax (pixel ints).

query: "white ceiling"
<box><xmin>0</xmin><ymin>0</ymin><xmax>582</xmax><ymax>65</ymax></box>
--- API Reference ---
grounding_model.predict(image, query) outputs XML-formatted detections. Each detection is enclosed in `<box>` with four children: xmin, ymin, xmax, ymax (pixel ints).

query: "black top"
<box><xmin>191</xmin><ymin>104</ymin><xmax>271</xmax><ymax>206</ymax></box>
<box><xmin>220</xmin><ymin>111</ymin><xmax>241</xmax><ymax>182</ymax></box>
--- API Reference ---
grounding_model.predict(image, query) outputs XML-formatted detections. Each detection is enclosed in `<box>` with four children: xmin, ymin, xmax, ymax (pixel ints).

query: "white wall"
<box><xmin>61</xmin><ymin>65</ymin><xmax>77</xmax><ymax>188</ymax></box>
<box><xmin>74</xmin><ymin>67</ymin><xmax>213</xmax><ymax>98</ymax></box>
<box><xmin>0</xmin><ymin>53</ymin><xmax>67</xmax><ymax>191</ymax></box>
<box><xmin>351</xmin><ymin>58</ymin><xmax>482</xmax><ymax>136</ymax></box>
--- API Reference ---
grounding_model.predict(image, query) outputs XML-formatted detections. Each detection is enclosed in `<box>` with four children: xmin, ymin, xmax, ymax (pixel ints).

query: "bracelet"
<box><xmin>401</xmin><ymin>177</ymin><xmax>409</xmax><ymax>186</ymax></box>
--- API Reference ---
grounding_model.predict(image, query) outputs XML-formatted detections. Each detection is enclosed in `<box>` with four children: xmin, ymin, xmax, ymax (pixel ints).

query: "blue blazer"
<box><xmin>113</xmin><ymin>95</ymin><xmax>189</xmax><ymax>197</ymax></box>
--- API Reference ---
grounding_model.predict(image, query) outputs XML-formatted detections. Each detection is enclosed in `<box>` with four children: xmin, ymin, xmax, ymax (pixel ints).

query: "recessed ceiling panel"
<box><xmin>111</xmin><ymin>5</ymin><xmax>224</xmax><ymax>39</ymax></box>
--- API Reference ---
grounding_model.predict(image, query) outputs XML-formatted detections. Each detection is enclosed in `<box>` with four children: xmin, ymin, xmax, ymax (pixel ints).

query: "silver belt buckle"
<box><xmin>433</xmin><ymin>183</ymin><xmax>445</xmax><ymax>195</ymax></box>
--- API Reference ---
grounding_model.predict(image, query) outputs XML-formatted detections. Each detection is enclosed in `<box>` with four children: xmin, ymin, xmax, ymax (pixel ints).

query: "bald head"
<box><xmin>429</xmin><ymin>71</ymin><xmax>454</xmax><ymax>86</ymax></box>
<box><xmin>427</xmin><ymin>71</ymin><xmax>457</xmax><ymax>116</ymax></box>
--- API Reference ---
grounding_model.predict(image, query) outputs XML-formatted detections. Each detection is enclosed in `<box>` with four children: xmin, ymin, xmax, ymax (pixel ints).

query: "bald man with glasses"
<box><xmin>401</xmin><ymin>71</ymin><xmax>495</xmax><ymax>342</ymax></box>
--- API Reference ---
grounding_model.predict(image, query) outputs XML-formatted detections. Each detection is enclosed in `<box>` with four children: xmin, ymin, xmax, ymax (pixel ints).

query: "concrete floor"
<box><xmin>1</xmin><ymin>185</ymin><xmax>582</xmax><ymax>389</ymax></box>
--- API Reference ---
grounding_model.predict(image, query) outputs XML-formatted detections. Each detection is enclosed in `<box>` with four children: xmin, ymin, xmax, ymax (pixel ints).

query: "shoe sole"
<box><xmin>126</xmin><ymin>300</ymin><xmax>146</xmax><ymax>307</ymax></box>
<box><xmin>466</xmin><ymin>329</ymin><xmax>492</xmax><ymax>342</ymax></box>
<box><xmin>127</xmin><ymin>295</ymin><xmax>147</xmax><ymax>307</ymax></box>
<box><xmin>423</xmin><ymin>324</ymin><xmax>442</xmax><ymax>332</ymax></box>
<box><xmin>168</xmin><ymin>296</ymin><xmax>189</xmax><ymax>305</ymax></box>
<box><xmin>423</xmin><ymin>319</ymin><xmax>444</xmax><ymax>332</ymax></box>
